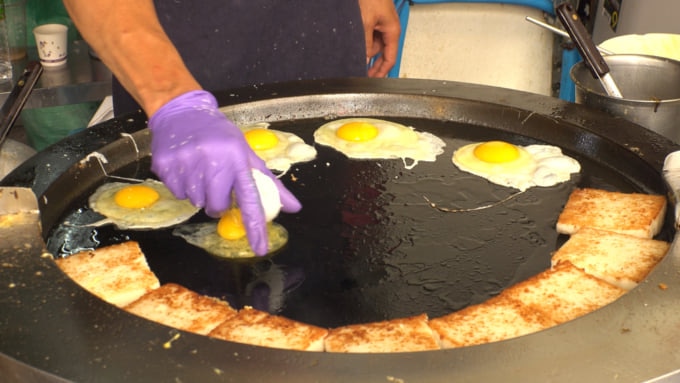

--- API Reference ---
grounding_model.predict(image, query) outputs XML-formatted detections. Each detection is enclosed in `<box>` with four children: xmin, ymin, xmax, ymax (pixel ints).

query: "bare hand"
<box><xmin>358</xmin><ymin>0</ymin><xmax>401</xmax><ymax>78</ymax></box>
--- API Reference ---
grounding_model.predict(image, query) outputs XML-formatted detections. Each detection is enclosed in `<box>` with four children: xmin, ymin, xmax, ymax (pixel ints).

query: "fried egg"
<box><xmin>241</xmin><ymin>122</ymin><xmax>317</xmax><ymax>173</ymax></box>
<box><xmin>313</xmin><ymin>118</ymin><xmax>446</xmax><ymax>169</ymax></box>
<box><xmin>172</xmin><ymin>169</ymin><xmax>287</xmax><ymax>258</ymax></box>
<box><xmin>451</xmin><ymin>140</ymin><xmax>581</xmax><ymax>191</ymax></box>
<box><xmin>173</xmin><ymin>213</ymin><xmax>289</xmax><ymax>259</ymax></box>
<box><xmin>88</xmin><ymin>179</ymin><xmax>200</xmax><ymax>229</ymax></box>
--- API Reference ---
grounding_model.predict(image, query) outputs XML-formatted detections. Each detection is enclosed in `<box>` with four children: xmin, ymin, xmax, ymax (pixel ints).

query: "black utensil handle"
<box><xmin>556</xmin><ymin>3</ymin><xmax>610</xmax><ymax>78</ymax></box>
<box><xmin>0</xmin><ymin>61</ymin><xmax>43</xmax><ymax>147</ymax></box>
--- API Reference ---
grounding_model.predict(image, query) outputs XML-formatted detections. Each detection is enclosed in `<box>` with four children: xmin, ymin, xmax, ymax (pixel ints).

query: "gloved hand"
<box><xmin>148</xmin><ymin>90</ymin><xmax>302</xmax><ymax>255</ymax></box>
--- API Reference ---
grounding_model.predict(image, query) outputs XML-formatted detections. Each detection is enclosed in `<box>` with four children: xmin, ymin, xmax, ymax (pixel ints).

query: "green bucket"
<box><xmin>20</xmin><ymin>101</ymin><xmax>99</xmax><ymax>151</ymax></box>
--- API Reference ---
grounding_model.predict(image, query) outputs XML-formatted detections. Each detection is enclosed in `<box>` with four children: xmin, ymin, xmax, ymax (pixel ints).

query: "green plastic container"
<box><xmin>20</xmin><ymin>102</ymin><xmax>99</xmax><ymax>151</ymax></box>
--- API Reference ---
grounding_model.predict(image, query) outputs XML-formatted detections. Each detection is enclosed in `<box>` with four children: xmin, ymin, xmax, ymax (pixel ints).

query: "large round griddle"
<box><xmin>2</xmin><ymin>78</ymin><xmax>680</xmax><ymax>383</ymax></box>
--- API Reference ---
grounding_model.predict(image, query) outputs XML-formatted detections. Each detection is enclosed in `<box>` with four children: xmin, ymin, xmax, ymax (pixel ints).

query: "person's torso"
<box><xmin>114</xmin><ymin>0</ymin><xmax>366</xmax><ymax>115</ymax></box>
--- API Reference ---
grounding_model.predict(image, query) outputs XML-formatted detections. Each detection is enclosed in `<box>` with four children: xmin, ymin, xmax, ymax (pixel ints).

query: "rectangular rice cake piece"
<box><xmin>124</xmin><ymin>283</ymin><xmax>237</xmax><ymax>335</ymax></box>
<box><xmin>556</xmin><ymin>188</ymin><xmax>666</xmax><ymax>239</ymax></box>
<box><xmin>428</xmin><ymin>295</ymin><xmax>555</xmax><ymax>349</ymax></box>
<box><xmin>551</xmin><ymin>227</ymin><xmax>669</xmax><ymax>290</ymax></box>
<box><xmin>502</xmin><ymin>261</ymin><xmax>625</xmax><ymax>324</ymax></box>
<box><xmin>209</xmin><ymin>306</ymin><xmax>328</xmax><ymax>351</ymax></box>
<box><xmin>324</xmin><ymin>313</ymin><xmax>439</xmax><ymax>353</ymax></box>
<box><xmin>54</xmin><ymin>241</ymin><xmax>160</xmax><ymax>307</ymax></box>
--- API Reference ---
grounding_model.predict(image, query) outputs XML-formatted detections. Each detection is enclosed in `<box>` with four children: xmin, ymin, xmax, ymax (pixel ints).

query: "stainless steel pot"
<box><xmin>571</xmin><ymin>54</ymin><xmax>680</xmax><ymax>143</ymax></box>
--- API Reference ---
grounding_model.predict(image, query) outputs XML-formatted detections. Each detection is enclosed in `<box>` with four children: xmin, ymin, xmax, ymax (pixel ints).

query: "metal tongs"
<box><xmin>0</xmin><ymin>61</ymin><xmax>43</xmax><ymax>149</ymax></box>
<box><xmin>555</xmin><ymin>3</ymin><xmax>623</xmax><ymax>99</ymax></box>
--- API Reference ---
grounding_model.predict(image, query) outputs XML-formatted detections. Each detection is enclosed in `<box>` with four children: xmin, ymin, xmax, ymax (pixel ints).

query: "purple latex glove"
<box><xmin>148</xmin><ymin>90</ymin><xmax>302</xmax><ymax>255</ymax></box>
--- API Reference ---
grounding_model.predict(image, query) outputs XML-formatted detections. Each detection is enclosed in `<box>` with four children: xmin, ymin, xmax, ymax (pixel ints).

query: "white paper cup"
<box><xmin>33</xmin><ymin>24</ymin><xmax>68</xmax><ymax>67</ymax></box>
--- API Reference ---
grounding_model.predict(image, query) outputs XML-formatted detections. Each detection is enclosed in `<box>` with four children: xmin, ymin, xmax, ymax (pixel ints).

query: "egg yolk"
<box><xmin>336</xmin><ymin>122</ymin><xmax>379</xmax><ymax>142</ymax></box>
<box><xmin>217</xmin><ymin>209</ymin><xmax>247</xmax><ymax>240</ymax></box>
<box><xmin>473</xmin><ymin>141</ymin><xmax>521</xmax><ymax>163</ymax></box>
<box><xmin>114</xmin><ymin>185</ymin><xmax>160</xmax><ymax>209</ymax></box>
<box><xmin>245</xmin><ymin>129</ymin><xmax>279</xmax><ymax>150</ymax></box>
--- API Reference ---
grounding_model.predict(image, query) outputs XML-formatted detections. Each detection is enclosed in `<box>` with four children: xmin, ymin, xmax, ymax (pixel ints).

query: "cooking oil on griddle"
<box><xmin>45</xmin><ymin>117</ymin><xmax>654</xmax><ymax>329</ymax></box>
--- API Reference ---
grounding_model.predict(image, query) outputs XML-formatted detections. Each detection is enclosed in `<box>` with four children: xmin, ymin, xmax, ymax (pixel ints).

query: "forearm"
<box><xmin>63</xmin><ymin>0</ymin><xmax>201</xmax><ymax>115</ymax></box>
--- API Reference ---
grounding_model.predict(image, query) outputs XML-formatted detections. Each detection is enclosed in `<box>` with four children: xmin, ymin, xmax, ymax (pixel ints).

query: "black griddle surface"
<box><xmin>45</xmin><ymin>117</ymin><xmax>665</xmax><ymax>329</ymax></box>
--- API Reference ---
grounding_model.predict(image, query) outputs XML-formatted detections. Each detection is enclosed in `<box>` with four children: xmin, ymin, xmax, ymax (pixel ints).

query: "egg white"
<box><xmin>452</xmin><ymin>142</ymin><xmax>580</xmax><ymax>191</ymax></box>
<box><xmin>88</xmin><ymin>179</ymin><xmax>200</xmax><ymax>229</ymax></box>
<box><xmin>313</xmin><ymin>118</ymin><xmax>446</xmax><ymax>169</ymax></box>
<box><xmin>524</xmin><ymin>145</ymin><xmax>581</xmax><ymax>187</ymax></box>
<box><xmin>252</xmin><ymin>168</ymin><xmax>282</xmax><ymax>222</ymax></box>
<box><xmin>241</xmin><ymin>122</ymin><xmax>317</xmax><ymax>173</ymax></box>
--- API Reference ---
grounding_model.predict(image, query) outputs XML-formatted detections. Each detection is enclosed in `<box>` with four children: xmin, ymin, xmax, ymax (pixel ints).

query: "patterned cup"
<box><xmin>33</xmin><ymin>24</ymin><xmax>68</xmax><ymax>67</ymax></box>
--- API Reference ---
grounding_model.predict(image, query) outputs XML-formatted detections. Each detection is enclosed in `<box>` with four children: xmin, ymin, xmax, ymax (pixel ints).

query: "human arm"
<box><xmin>62</xmin><ymin>0</ymin><xmax>200</xmax><ymax>115</ymax></box>
<box><xmin>62</xmin><ymin>0</ymin><xmax>302</xmax><ymax>255</ymax></box>
<box><xmin>358</xmin><ymin>0</ymin><xmax>402</xmax><ymax>78</ymax></box>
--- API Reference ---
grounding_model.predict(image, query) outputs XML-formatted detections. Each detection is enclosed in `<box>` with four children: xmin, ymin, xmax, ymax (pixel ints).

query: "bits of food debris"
<box><xmin>163</xmin><ymin>332</ymin><xmax>181</xmax><ymax>349</ymax></box>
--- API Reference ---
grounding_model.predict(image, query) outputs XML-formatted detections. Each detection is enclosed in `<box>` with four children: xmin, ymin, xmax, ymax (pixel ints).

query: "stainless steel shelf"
<box><xmin>0</xmin><ymin>40</ymin><xmax>112</xmax><ymax>109</ymax></box>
